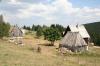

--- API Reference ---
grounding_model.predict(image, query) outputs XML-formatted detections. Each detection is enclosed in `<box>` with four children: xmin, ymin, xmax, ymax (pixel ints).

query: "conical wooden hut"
<box><xmin>59</xmin><ymin>31</ymin><xmax>87</xmax><ymax>52</ymax></box>
<box><xmin>63</xmin><ymin>25</ymin><xmax>90</xmax><ymax>44</ymax></box>
<box><xmin>9</xmin><ymin>25</ymin><xmax>23</xmax><ymax>44</ymax></box>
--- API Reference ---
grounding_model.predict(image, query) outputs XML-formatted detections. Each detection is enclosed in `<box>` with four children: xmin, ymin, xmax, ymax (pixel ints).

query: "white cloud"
<box><xmin>8</xmin><ymin>0</ymin><xmax>21</xmax><ymax>5</ymax></box>
<box><xmin>16</xmin><ymin>0</ymin><xmax>73</xmax><ymax>19</ymax></box>
<box><xmin>53</xmin><ymin>0</ymin><xmax>74</xmax><ymax>14</ymax></box>
<box><xmin>16</xmin><ymin>2</ymin><xmax>57</xmax><ymax>20</ymax></box>
<box><xmin>1</xmin><ymin>0</ymin><xmax>100</xmax><ymax>26</ymax></box>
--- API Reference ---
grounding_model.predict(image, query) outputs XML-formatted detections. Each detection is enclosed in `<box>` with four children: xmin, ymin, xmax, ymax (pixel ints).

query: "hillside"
<box><xmin>84</xmin><ymin>22</ymin><xmax>100</xmax><ymax>46</ymax></box>
<box><xmin>0</xmin><ymin>35</ymin><xmax>100</xmax><ymax>66</ymax></box>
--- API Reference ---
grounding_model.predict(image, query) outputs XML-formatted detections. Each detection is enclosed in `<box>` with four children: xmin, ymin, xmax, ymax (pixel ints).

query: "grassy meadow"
<box><xmin>0</xmin><ymin>34</ymin><xmax>100</xmax><ymax>66</ymax></box>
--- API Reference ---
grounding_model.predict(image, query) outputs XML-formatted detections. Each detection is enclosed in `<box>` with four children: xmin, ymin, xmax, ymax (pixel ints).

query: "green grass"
<box><xmin>0</xmin><ymin>40</ymin><xmax>100</xmax><ymax>66</ymax></box>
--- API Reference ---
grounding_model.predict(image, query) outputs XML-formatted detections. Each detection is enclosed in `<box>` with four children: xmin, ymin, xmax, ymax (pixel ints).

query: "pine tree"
<box><xmin>0</xmin><ymin>22</ymin><xmax>10</xmax><ymax>39</ymax></box>
<box><xmin>36</xmin><ymin>27</ymin><xmax>43</xmax><ymax>38</ymax></box>
<box><xmin>43</xmin><ymin>28</ymin><xmax>61</xmax><ymax>46</ymax></box>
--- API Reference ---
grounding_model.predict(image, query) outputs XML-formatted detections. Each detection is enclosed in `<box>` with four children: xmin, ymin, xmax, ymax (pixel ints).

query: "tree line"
<box><xmin>23</xmin><ymin>24</ymin><xmax>66</xmax><ymax>45</ymax></box>
<box><xmin>0</xmin><ymin>22</ymin><xmax>10</xmax><ymax>39</ymax></box>
<box><xmin>0</xmin><ymin>14</ymin><xmax>100</xmax><ymax>46</ymax></box>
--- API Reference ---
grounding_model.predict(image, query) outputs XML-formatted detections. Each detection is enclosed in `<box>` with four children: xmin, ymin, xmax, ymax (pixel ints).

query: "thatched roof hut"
<box><xmin>60</xmin><ymin>31</ymin><xmax>87</xmax><ymax>52</ymax></box>
<box><xmin>9</xmin><ymin>25</ymin><xmax>23</xmax><ymax>44</ymax></box>
<box><xmin>9</xmin><ymin>25</ymin><xmax>23</xmax><ymax>37</ymax></box>
<box><xmin>63</xmin><ymin>25</ymin><xmax>90</xmax><ymax>44</ymax></box>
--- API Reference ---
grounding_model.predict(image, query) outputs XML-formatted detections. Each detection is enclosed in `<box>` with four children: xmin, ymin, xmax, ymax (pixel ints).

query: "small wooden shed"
<box><xmin>59</xmin><ymin>31</ymin><xmax>88</xmax><ymax>52</ymax></box>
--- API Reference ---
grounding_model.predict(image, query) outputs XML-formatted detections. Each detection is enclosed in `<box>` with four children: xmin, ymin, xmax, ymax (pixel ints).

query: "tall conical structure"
<box><xmin>59</xmin><ymin>31</ymin><xmax>87</xmax><ymax>52</ymax></box>
<box><xmin>0</xmin><ymin>15</ymin><xmax>3</xmax><ymax>23</ymax></box>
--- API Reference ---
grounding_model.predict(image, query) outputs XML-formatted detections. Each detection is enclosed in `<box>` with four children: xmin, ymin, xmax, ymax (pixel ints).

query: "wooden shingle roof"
<box><xmin>64</xmin><ymin>25</ymin><xmax>90</xmax><ymax>38</ymax></box>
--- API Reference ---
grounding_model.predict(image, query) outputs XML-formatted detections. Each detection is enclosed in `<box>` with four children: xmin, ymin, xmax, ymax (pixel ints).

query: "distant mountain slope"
<box><xmin>84</xmin><ymin>22</ymin><xmax>100</xmax><ymax>46</ymax></box>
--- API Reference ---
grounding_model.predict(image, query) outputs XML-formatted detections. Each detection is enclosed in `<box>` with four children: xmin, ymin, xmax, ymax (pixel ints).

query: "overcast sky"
<box><xmin>0</xmin><ymin>0</ymin><xmax>100</xmax><ymax>27</ymax></box>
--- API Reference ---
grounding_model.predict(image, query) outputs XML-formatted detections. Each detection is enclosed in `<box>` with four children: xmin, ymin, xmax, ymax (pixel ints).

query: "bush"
<box><xmin>36</xmin><ymin>27</ymin><xmax>43</xmax><ymax>38</ymax></box>
<box><xmin>0</xmin><ymin>22</ymin><xmax>10</xmax><ymax>39</ymax></box>
<box><xmin>43</xmin><ymin>28</ymin><xmax>61</xmax><ymax>46</ymax></box>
